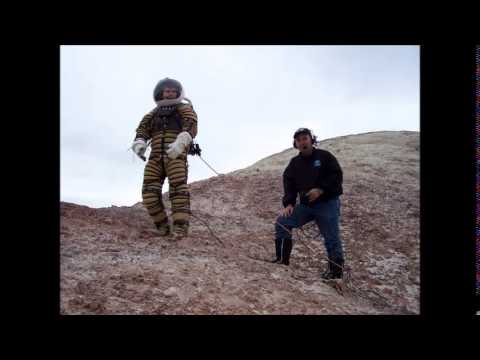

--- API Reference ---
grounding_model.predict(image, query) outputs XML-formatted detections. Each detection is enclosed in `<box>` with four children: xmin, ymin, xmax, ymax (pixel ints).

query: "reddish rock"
<box><xmin>61</xmin><ymin>131</ymin><xmax>419</xmax><ymax>314</ymax></box>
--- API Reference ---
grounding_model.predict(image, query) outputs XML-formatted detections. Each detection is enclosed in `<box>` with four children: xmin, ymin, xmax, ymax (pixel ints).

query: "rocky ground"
<box><xmin>61</xmin><ymin>131</ymin><xmax>420</xmax><ymax>315</ymax></box>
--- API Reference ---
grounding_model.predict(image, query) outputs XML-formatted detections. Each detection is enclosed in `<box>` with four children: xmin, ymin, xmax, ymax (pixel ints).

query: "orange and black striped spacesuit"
<box><xmin>134</xmin><ymin>101</ymin><xmax>197</xmax><ymax>235</ymax></box>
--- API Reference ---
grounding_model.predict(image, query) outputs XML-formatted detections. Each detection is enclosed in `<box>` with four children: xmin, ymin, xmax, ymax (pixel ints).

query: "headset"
<box><xmin>293</xmin><ymin>128</ymin><xmax>317</xmax><ymax>148</ymax></box>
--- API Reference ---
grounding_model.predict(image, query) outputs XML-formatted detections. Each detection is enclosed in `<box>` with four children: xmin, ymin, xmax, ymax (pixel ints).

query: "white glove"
<box><xmin>131</xmin><ymin>138</ymin><xmax>147</xmax><ymax>158</ymax></box>
<box><xmin>166</xmin><ymin>131</ymin><xmax>192</xmax><ymax>159</ymax></box>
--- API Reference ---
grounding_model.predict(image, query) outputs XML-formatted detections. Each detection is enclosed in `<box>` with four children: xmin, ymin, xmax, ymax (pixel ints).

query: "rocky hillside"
<box><xmin>61</xmin><ymin>130</ymin><xmax>420</xmax><ymax>314</ymax></box>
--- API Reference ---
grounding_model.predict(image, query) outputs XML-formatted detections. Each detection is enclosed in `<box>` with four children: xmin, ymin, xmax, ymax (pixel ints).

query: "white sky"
<box><xmin>60</xmin><ymin>45</ymin><xmax>419</xmax><ymax>208</ymax></box>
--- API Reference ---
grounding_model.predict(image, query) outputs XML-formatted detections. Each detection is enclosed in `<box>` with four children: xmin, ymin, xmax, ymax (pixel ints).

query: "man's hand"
<box><xmin>306</xmin><ymin>188</ymin><xmax>323</xmax><ymax>202</ymax></box>
<box><xmin>132</xmin><ymin>139</ymin><xmax>147</xmax><ymax>159</ymax></box>
<box><xmin>282</xmin><ymin>204</ymin><xmax>294</xmax><ymax>217</ymax></box>
<box><xmin>166</xmin><ymin>131</ymin><xmax>192</xmax><ymax>160</ymax></box>
<box><xmin>166</xmin><ymin>141</ymin><xmax>183</xmax><ymax>160</ymax></box>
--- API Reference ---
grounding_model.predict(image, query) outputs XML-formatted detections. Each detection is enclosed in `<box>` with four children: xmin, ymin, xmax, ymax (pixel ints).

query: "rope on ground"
<box><xmin>190</xmin><ymin>211</ymin><xmax>226</xmax><ymax>247</ymax></box>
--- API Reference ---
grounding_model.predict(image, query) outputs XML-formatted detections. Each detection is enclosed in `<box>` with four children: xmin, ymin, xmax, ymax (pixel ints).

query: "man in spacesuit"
<box><xmin>132</xmin><ymin>78</ymin><xmax>198</xmax><ymax>239</ymax></box>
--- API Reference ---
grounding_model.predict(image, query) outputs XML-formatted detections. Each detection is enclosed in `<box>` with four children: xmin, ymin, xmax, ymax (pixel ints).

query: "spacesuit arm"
<box><xmin>134</xmin><ymin>108</ymin><xmax>155</xmax><ymax>142</ymax></box>
<box><xmin>177</xmin><ymin>103</ymin><xmax>198</xmax><ymax>139</ymax></box>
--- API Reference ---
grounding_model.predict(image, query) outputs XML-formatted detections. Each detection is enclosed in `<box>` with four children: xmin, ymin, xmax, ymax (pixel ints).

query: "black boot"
<box><xmin>280</xmin><ymin>238</ymin><xmax>293</xmax><ymax>266</ymax></box>
<box><xmin>271</xmin><ymin>238</ymin><xmax>282</xmax><ymax>263</ymax></box>
<box><xmin>321</xmin><ymin>258</ymin><xmax>344</xmax><ymax>280</ymax></box>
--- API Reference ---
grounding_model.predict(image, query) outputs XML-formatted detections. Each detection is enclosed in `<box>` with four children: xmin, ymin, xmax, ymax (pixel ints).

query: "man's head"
<box><xmin>162</xmin><ymin>87</ymin><xmax>178</xmax><ymax>99</ymax></box>
<box><xmin>293</xmin><ymin>128</ymin><xmax>316</xmax><ymax>155</ymax></box>
<box><xmin>153</xmin><ymin>78</ymin><xmax>183</xmax><ymax>101</ymax></box>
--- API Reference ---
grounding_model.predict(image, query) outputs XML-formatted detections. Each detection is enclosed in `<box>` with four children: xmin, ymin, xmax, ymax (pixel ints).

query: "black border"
<box><xmin>421</xmin><ymin>44</ymin><xmax>477</xmax><ymax>316</ymax></box>
<box><xmin>477</xmin><ymin>45</ymin><xmax>480</xmax><ymax>312</ymax></box>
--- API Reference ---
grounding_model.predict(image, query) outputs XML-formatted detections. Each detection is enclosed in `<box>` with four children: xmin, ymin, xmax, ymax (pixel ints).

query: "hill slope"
<box><xmin>60</xmin><ymin>130</ymin><xmax>419</xmax><ymax>314</ymax></box>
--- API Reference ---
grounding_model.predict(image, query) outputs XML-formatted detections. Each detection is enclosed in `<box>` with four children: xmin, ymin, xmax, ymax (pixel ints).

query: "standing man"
<box><xmin>273</xmin><ymin>128</ymin><xmax>345</xmax><ymax>279</ymax></box>
<box><xmin>132</xmin><ymin>78</ymin><xmax>198</xmax><ymax>239</ymax></box>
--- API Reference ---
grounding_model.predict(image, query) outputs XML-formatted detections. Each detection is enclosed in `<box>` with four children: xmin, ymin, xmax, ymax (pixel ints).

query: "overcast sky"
<box><xmin>60</xmin><ymin>45</ymin><xmax>419</xmax><ymax>208</ymax></box>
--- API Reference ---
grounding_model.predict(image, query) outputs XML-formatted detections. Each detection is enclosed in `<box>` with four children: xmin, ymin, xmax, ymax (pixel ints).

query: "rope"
<box><xmin>197</xmin><ymin>155</ymin><xmax>222</xmax><ymax>176</ymax></box>
<box><xmin>190</xmin><ymin>211</ymin><xmax>225</xmax><ymax>247</ymax></box>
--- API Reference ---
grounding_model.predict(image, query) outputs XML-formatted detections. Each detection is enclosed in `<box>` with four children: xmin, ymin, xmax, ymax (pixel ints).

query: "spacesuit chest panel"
<box><xmin>151</xmin><ymin>105</ymin><xmax>183</xmax><ymax>133</ymax></box>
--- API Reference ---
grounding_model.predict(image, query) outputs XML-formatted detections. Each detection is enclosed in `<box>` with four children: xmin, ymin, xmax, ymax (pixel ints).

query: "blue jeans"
<box><xmin>274</xmin><ymin>196</ymin><xmax>344</xmax><ymax>262</ymax></box>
